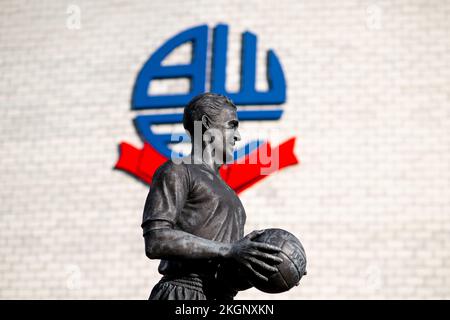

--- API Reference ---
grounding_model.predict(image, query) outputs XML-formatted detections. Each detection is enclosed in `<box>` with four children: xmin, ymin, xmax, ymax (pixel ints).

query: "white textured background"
<box><xmin>1</xmin><ymin>0</ymin><xmax>450</xmax><ymax>299</ymax></box>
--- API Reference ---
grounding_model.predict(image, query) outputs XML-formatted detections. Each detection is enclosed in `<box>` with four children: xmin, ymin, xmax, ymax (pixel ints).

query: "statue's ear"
<box><xmin>201</xmin><ymin>114</ymin><xmax>211</xmax><ymax>130</ymax></box>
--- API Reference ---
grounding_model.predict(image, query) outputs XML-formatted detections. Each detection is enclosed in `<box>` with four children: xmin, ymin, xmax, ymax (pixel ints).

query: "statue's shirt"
<box><xmin>141</xmin><ymin>160</ymin><xmax>246</xmax><ymax>276</ymax></box>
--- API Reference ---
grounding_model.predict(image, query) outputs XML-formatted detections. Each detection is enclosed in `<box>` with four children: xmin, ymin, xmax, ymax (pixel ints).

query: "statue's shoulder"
<box><xmin>155</xmin><ymin>159</ymin><xmax>189</xmax><ymax>179</ymax></box>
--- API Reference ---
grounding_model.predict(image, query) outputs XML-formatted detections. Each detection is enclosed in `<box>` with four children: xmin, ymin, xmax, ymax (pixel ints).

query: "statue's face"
<box><xmin>207</xmin><ymin>107</ymin><xmax>241</xmax><ymax>163</ymax></box>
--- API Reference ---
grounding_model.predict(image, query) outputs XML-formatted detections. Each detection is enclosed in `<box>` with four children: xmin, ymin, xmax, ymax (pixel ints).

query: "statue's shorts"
<box><xmin>149</xmin><ymin>274</ymin><xmax>237</xmax><ymax>300</ymax></box>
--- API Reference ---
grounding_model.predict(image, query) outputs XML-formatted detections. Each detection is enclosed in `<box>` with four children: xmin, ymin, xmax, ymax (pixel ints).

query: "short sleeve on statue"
<box><xmin>141</xmin><ymin>161</ymin><xmax>190</xmax><ymax>234</ymax></box>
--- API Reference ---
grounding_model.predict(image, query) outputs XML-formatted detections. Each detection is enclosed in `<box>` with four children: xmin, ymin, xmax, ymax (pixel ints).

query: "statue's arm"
<box><xmin>144</xmin><ymin>220</ymin><xmax>283</xmax><ymax>282</ymax></box>
<box><xmin>144</xmin><ymin>220</ymin><xmax>231</xmax><ymax>260</ymax></box>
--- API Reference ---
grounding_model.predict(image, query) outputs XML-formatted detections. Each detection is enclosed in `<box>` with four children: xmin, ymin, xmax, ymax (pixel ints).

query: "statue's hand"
<box><xmin>224</xmin><ymin>230</ymin><xmax>283</xmax><ymax>282</ymax></box>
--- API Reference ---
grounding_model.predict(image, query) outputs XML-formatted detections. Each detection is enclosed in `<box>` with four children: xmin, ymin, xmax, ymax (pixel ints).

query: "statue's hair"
<box><xmin>183</xmin><ymin>92</ymin><xmax>237</xmax><ymax>136</ymax></box>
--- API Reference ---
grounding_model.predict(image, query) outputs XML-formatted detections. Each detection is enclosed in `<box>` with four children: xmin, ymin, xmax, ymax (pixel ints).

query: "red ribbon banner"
<box><xmin>115</xmin><ymin>137</ymin><xmax>299</xmax><ymax>194</ymax></box>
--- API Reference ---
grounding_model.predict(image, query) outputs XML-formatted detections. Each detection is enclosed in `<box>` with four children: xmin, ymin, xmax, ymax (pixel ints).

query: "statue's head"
<box><xmin>183</xmin><ymin>93</ymin><xmax>241</xmax><ymax>163</ymax></box>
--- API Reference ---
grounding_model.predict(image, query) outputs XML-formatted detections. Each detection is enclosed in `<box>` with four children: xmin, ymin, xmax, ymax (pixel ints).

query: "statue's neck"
<box><xmin>190</xmin><ymin>144</ymin><xmax>222</xmax><ymax>174</ymax></box>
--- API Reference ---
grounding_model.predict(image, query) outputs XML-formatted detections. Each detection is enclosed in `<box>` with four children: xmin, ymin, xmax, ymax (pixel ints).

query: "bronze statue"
<box><xmin>141</xmin><ymin>93</ymin><xmax>283</xmax><ymax>300</ymax></box>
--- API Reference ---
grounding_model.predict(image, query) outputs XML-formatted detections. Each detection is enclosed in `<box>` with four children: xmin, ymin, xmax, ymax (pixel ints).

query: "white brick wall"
<box><xmin>1</xmin><ymin>0</ymin><xmax>449</xmax><ymax>299</ymax></box>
